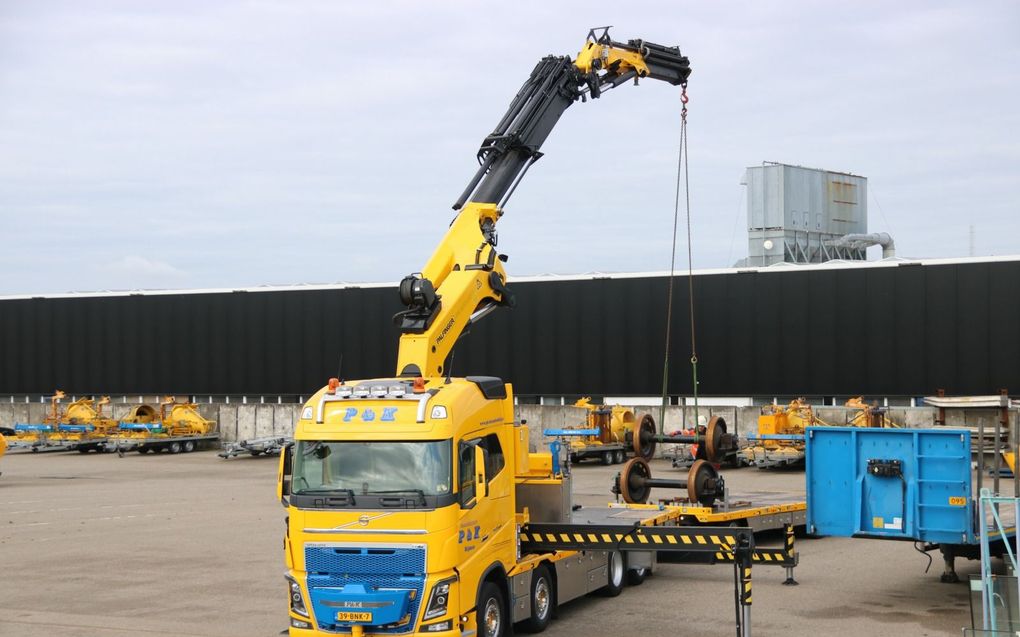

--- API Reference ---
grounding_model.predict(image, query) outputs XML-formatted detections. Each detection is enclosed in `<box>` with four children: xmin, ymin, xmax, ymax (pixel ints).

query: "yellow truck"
<box><xmin>277</xmin><ymin>30</ymin><xmax>802</xmax><ymax>637</ymax></box>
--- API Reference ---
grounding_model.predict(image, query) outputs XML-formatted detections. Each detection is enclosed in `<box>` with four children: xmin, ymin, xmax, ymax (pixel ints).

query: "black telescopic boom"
<box><xmin>452</xmin><ymin>32</ymin><xmax>691</xmax><ymax>211</ymax></box>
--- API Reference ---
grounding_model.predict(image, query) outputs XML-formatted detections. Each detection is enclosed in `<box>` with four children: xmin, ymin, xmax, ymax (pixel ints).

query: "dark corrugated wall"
<box><xmin>1</xmin><ymin>261</ymin><xmax>1017</xmax><ymax>397</ymax></box>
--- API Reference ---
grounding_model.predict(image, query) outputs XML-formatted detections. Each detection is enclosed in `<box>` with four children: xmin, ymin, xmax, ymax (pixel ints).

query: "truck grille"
<box><xmin>305</xmin><ymin>545</ymin><xmax>426</xmax><ymax>634</ymax></box>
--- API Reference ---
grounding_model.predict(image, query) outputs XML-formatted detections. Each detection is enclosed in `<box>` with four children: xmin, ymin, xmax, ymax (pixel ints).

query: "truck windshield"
<box><xmin>292</xmin><ymin>440</ymin><xmax>452</xmax><ymax>496</ymax></box>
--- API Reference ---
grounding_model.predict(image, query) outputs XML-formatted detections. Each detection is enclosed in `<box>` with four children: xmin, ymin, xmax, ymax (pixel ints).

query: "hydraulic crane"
<box><xmin>392</xmin><ymin>27</ymin><xmax>690</xmax><ymax>379</ymax></box>
<box><xmin>276</xmin><ymin>30</ymin><xmax>792</xmax><ymax>637</ymax></box>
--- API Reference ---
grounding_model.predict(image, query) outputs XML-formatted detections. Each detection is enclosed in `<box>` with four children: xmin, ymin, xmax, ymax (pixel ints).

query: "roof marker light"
<box><xmin>413</xmin><ymin>377</ymin><xmax>426</xmax><ymax>393</ymax></box>
<box><xmin>389</xmin><ymin>385</ymin><xmax>406</xmax><ymax>397</ymax></box>
<box><xmin>353</xmin><ymin>386</ymin><xmax>370</xmax><ymax>398</ymax></box>
<box><xmin>327</xmin><ymin>378</ymin><xmax>340</xmax><ymax>393</ymax></box>
<box><xmin>371</xmin><ymin>385</ymin><xmax>388</xmax><ymax>398</ymax></box>
<box><xmin>337</xmin><ymin>386</ymin><xmax>353</xmax><ymax>398</ymax></box>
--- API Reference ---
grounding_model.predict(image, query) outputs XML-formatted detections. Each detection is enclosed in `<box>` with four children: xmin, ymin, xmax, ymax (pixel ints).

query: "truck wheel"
<box><xmin>169</xmin><ymin>441</ymin><xmax>182</xmax><ymax>454</ymax></box>
<box><xmin>601</xmin><ymin>451</ymin><xmax>613</xmax><ymax>466</ymax></box>
<box><xmin>478</xmin><ymin>581</ymin><xmax>506</xmax><ymax>637</ymax></box>
<box><xmin>183</xmin><ymin>440</ymin><xmax>196</xmax><ymax>453</ymax></box>
<box><xmin>598</xmin><ymin>551</ymin><xmax>625</xmax><ymax>597</ymax></box>
<box><xmin>626</xmin><ymin>566</ymin><xmax>650</xmax><ymax>586</ymax></box>
<box><xmin>519</xmin><ymin>565</ymin><xmax>553</xmax><ymax>633</ymax></box>
<box><xmin>613</xmin><ymin>450</ymin><xmax>625</xmax><ymax>464</ymax></box>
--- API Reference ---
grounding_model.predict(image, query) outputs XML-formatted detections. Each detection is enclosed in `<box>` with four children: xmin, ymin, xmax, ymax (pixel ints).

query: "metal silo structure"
<box><xmin>742</xmin><ymin>162</ymin><xmax>884</xmax><ymax>266</ymax></box>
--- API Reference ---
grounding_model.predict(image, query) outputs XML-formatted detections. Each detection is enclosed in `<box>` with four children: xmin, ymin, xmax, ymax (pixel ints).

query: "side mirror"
<box><xmin>277</xmin><ymin>443</ymin><xmax>294</xmax><ymax>506</ymax></box>
<box><xmin>474</xmin><ymin>444</ymin><xmax>488</xmax><ymax>499</ymax></box>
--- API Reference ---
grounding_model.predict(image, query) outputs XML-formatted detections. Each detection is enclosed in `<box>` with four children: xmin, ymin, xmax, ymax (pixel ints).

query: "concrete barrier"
<box><xmin>0</xmin><ymin>399</ymin><xmax>1016</xmax><ymax>447</ymax></box>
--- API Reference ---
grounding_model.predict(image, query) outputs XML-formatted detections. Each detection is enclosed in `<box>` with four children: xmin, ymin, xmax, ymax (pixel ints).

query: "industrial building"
<box><xmin>1</xmin><ymin>254</ymin><xmax>1017</xmax><ymax>402</ymax></box>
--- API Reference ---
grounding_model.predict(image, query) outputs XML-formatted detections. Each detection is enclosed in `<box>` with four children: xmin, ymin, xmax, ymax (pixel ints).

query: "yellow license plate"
<box><xmin>336</xmin><ymin>611</ymin><xmax>372</xmax><ymax>622</ymax></box>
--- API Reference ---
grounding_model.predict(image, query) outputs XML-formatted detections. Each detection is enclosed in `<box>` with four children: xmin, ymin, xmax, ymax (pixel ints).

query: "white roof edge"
<box><xmin>1</xmin><ymin>254</ymin><xmax>1018</xmax><ymax>301</ymax></box>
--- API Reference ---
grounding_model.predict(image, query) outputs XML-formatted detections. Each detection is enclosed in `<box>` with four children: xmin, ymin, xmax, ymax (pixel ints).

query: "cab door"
<box><xmin>456</xmin><ymin>432</ymin><xmax>513</xmax><ymax>609</ymax></box>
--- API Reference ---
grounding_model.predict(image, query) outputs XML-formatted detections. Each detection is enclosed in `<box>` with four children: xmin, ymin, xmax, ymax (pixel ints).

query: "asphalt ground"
<box><xmin>0</xmin><ymin>450</ymin><xmax>979</xmax><ymax>637</ymax></box>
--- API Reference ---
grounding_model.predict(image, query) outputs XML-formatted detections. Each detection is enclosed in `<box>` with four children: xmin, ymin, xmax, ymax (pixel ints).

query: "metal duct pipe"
<box><xmin>825</xmin><ymin>232</ymin><xmax>896</xmax><ymax>258</ymax></box>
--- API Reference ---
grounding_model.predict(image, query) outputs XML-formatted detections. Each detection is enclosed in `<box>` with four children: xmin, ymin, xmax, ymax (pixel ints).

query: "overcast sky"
<box><xmin>1</xmin><ymin>1</ymin><xmax>1017</xmax><ymax>295</ymax></box>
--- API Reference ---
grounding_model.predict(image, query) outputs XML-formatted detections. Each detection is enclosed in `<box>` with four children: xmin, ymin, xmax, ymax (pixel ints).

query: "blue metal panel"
<box><xmin>542</xmin><ymin>429</ymin><xmax>601</xmax><ymax>437</ymax></box>
<box><xmin>14</xmin><ymin>423</ymin><xmax>53</xmax><ymax>432</ymax></box>
<box><xmin>117</xmin><ymin>422</ymin><xmax>164</xmax><ymax>432</ymax></box>
<box><xmin>58</xmin><ymin>423</ymin><xmax>94</xmax><ymax>432</ymax></box>
<box><xmin>806</xmin><ymin>427</ymin><xmax>973</xmax><ymax>544</ymax></box>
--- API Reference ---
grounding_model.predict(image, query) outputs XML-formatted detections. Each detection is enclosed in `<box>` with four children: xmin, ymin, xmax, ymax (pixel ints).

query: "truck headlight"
<box><xmin>422</xmin><ymin>576</ymin><xmax>457</xmax><ymax>621</ymax></box>
<box><xmin>286</xmin><ymin>574</ymin><xmax>309</xmax><ymax>618</ymax></box>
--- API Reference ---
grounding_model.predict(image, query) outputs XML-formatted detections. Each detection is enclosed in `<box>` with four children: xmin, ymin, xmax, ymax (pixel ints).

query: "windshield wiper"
<box><xmin>368</xmin><ymin>489</ymin><xmax>428</xmax><ymax>506</ymax></box>
<box><xmin>295</xmin><ymin>487</ymin><xmax>356</xmax><ymax>506</ymax></box>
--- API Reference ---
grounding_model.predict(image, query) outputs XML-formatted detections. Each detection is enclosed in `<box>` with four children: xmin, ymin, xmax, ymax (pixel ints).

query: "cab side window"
<box><xmin>479</xmin><ymin>434</ymin><xmax>505</xmax><ymax>484</ymax></box>
<box><xmin>459</xmin><ymin>442</ymin><xmax>476</xmax><ymax>503</ymax></box>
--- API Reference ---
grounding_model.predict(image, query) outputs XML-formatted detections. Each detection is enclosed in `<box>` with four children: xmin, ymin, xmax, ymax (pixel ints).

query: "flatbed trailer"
<box><xmin>512</xmin><ymin>509</ymin><xmax>797</xmax><ymax>637</ymax></box>
<box><xmin>219</xmin><ymin>436</ymin><xmax>292</xmax><ymax>458</ymax></box>
<box><xmin>568</xmin><ymin>441</ymin><xmax>629</xmax><ymax>465</ymax></box>
<box><xmin>110</xmin><ymin>433</ymin><xmax>220</xmax><ymax>454</ymax></box>
<box><xmin>614</xmin><ymin>491</ymin><xmax>807</xmax><ymax>532</ymax></box>
<box><xmin>7</xmin><ymin>424</ymin><xmax>106</xmax><ymax>453</ymax></box>
<box><xmin>544</xmin><ymin>428</ymin><xmax>631</xmax><ymax>465</ymax></box>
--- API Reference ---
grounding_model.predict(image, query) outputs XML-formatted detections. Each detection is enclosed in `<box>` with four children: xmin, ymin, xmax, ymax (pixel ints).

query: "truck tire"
<box><xmin>601</xmin><ymin>451</ymin><xmax>613</xmax><ymax>466</ymax></box>
<box><xmin>613</xmin><ymin>450</ymin><xmax>625</xmax><ymax>464</ymax></box>
<box><xmin>598</xmin><ymin>551</ymin><xmax>625</xmax><ymax>597</ymax></box>
<box><xmin>183</xmin><ymin>440</ymin><xmax>196</xmax><ymax>453</ymax></box>
<box><xmin>626</xmin><ymin>566</ymin><xmax>650</xmax><ymax>586</ymax></box>
<box><xmin>169</xmin><ymin>441</ymin><xmax>182</xmax><ymax>454</ymax></box>
<box><xmin>478</xmin><ymin>581</ymin><xmax>506</xmax><ymax>637</ymax></box>
<box><xmin>519</xmin><ymin>565</ymin><xmax>553</xmax><ymax>633</ymax></box>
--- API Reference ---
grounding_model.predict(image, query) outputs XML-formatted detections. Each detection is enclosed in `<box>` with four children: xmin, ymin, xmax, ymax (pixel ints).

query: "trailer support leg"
<box><xmin>782</xmin><ymin>524</ymin><xmax>798</xmax><ymax>586</ymax></box>
<box><xmin>735</xmin><ymin>537</ymin><xmax>752</xmax><ymax>637</ymax></box>
<box><xmin>940</xmin><ymin>545</ymin><xmax>960</xmax><ymax>583</ymax></box>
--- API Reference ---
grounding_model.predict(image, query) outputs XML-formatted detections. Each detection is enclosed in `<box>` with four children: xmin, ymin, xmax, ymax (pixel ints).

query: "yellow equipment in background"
<box><xmin>111</xmin><ymin>396</ymin><xmax>217</xmax><ymax>454</ymax></box>
<box><xmin>9</xmin><ymin>390</ymin><xmax>65</xmax><ymax>450</ymax></box>
<box><xmin>740</xmin><ymin>399</ymin><xmax>820</xmax><ymax>469</ymax></box>
<box><xmin>844</xmin><ymin>396</ymin><xmax>897</xmax><ymax>428</ymax></box>
<box><xmin>556</xmin><ymin>398</ymin><xmax>643</xmax><ymax>465</ymax></box>
<box><xmin>160</xmin><ymin>397</ymin><xmax>216</xmax><ymax>436</ymax></box>
<box><xmin>0</xmin><ymin>431</ymin><xmax>7</xmax><ymax>469</ymax></box>
<box><xmin>742</xmin><ymin>397</ymin><xmax>902</xmax><ymax>469</ymax></box>
<box><xmin>56</xmin><ymin>396</ymin><xmax>120</xmax><ymax>453</ymax></box>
